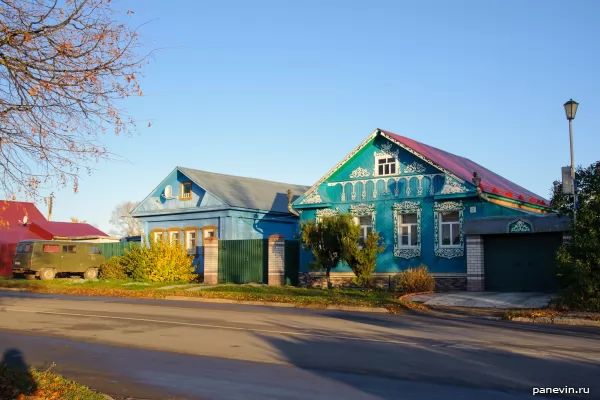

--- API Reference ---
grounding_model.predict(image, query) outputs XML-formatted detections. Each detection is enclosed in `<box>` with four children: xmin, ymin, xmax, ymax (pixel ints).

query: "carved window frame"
<box><xmin>393</xmin><ymin>201</ymin><xmax>421</xmax><ymax>259</ymax></box>
<box><xmin>315</xmin><ymin>207</ymin><xmax>339</xmax><ymax>224</ymax></box>
<box><xmin>349</xmin><ymin>204</ymin><xmax>376</xmax><ymax>243</ymax></box>
<box><xmin>434</xmin><ymin>201</ymin><xmax>465</xmax><ymax>259</ymax></box>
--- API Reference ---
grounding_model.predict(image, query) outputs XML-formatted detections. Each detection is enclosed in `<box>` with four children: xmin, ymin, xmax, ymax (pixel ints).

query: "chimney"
<box><xmin>47</xmin><ymin>196</ymin><xmax>53</xmax><ymax>221</ymax></box>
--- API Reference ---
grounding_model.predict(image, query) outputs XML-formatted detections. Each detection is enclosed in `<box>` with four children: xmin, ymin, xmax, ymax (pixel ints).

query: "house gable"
<box><xmin>294</xmin><ymin>132</ymin><xmax>476</xmax><ymax>207</ymax></box>
<box><xmin>133</xmin><ymin>168</ymin><xmax>227</xmax><ymax>215</ymax></box>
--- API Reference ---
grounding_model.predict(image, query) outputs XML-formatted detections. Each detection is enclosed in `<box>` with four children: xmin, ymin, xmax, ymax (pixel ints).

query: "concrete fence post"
<box><xmin>466</xmin><ymin>235</ymin><xmax>485</xmax><ymax>291</ymax></box>
<box><xmin>268</xmin><ymin>234</ymin><xmax>285</xmax><ymax>286</ymax></box>
<box><xmin>204</xmin><ymin>237</ymin><xmax>219</xmax><ymax>284</ymax></box>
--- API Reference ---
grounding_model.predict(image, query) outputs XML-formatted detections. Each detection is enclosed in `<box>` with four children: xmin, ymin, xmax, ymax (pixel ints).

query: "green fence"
<box><xmin>99</xmin><ymin>242</ymin><xmax>138</xmax><ymax>259</ymax></box>
<box><xmin>284</xmin><ymin>240</ymin><xmax>300</xmax><ymax>286</ymax></box>
<box><xmin>218</xmin><ymin>239</ymin><xmax>268</xmax><ymax>284</ymax></box>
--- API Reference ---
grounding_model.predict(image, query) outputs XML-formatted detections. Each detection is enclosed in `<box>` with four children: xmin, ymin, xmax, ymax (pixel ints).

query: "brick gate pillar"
<box><xmin>467</xmin><ymin>235</ymin><xmax>485</xmax><ymax>291</ymax></box>
<box><xmin>204</xmin><ymin>237</ymin><xmax>219</xmax><ymax>284</ymax></box>
<box><xmin>268</xmin><ymin>234</ymin><xmax>285</xmax><ymax>286</ymax></box>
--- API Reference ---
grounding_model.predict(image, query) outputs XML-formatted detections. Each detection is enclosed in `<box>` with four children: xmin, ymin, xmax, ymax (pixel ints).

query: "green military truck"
<box><xmin>12</xmin><ymin>240</ymin><xmax>105</xmax><ymax>280</ymax></box>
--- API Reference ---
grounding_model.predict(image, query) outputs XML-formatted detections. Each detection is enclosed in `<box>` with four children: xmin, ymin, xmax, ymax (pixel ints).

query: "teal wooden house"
<box><xmin>292</xmin><ymin>128</ymin><xmax>559</xmax><ymax>291</ymax></box>
<box><xmin>132</xmin><ymin>167</ymin><xmax>309</xmax><ymax>273</ymax></box>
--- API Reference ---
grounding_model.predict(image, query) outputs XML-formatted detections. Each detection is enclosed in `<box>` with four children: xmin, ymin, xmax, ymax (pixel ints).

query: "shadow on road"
<box><xmin>257</xmin><ymin>322</ymin><xmax>600</xmax><ymax>399</ymax></box>
<box><xmin>0</xmin><ymin>348</ymin><xmax>38</xmax><ymax>399</ymax></box>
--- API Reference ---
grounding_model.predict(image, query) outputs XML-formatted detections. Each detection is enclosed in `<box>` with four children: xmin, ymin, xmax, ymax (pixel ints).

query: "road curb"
<box><xmin>163</xmin><ymin>296</ymin><xmax>390</xmax><ymax>313</ymax></box>
<box><xmin>510</xmin><ymin>316</ymin><xmax>600</xmax><ymax>327</ymax></box>
<box><xmin>0</xmin><ymin>287</ymin><xmax>27</xmax><ymax>292</ymax></box>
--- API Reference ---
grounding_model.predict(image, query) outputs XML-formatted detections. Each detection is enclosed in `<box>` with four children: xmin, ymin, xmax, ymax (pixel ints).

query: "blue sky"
<box><xmin>41</xmin><ymin>0</ymin><xmax>600</xmax><ymax>233</ymax></box>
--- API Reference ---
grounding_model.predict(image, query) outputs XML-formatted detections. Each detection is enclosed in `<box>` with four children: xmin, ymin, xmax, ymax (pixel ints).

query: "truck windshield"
<box><xmin>16</xmin><ymin>243</ymin><xmax>33</xmax><ymax>253</ymax></box>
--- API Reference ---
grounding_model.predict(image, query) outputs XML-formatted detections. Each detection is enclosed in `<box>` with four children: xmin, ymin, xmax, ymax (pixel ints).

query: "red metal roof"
<box><xmin>0</xmin><ymin>201</ymin><xmax>47</xmax><ymax>244</ymax></box>
<box><xmin>380</xmin><ymin>129</ymin><xmax>548</xmax><ymax>206</ymax></box>
<box><xmin>29</xmin><ymin>220</ymin><xmax>109</xmax><ymax>239</ymax></box>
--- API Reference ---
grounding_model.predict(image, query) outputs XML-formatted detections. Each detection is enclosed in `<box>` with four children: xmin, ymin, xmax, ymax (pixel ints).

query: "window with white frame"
<box><xmin>169</xmin><ymin>230</ymin><xmax>180</xmax><ymax>245</ymax></box>
<box><xmin>398</xmin><ymin>213</ymin><xmax>418</xmax><ymax>247</ymax></box>
<box><xmin>185</xmin><ymin>230</ymin><xmax>197</xmax><ymax>252</ymax></box>
<box><xmin>153</xmin><ymin>231</ymin><xmax>164</xmax><ymax>242</ymax></box>
<box><xmin>375</xmin><ymin>155</ymin><xmax>398</xmax><ymax>176</ymax></box>
<box><xmin>440</xmin><ymin>211</ymin><xmax>461</xmax><ymax>246</ymax></box>
<box><xmin>353</xmin><ymin>216</ymin><xmax>373</xmax><ymax>246</ymax></box>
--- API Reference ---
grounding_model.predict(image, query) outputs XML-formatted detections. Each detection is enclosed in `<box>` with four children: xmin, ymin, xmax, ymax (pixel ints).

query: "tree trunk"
<box><xmin>326</xmin><ymin>268</ymin><xmax>332</xmax><ymax>289</ymax></box>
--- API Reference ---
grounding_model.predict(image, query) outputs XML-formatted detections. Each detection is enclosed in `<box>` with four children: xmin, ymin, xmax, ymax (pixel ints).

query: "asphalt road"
<box><xmin>0</xmin><ymin>291</ymin><xmax>599</xmax><ymax>400</ymax></box>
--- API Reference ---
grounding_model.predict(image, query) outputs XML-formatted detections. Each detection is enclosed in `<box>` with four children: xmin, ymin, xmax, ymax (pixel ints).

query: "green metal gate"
<box><xmin>284</xmin><ymin>240</ymin><xmax>300</xmax><ymax>286</ymax></box>
<box><xmin>218</xmin><ymin>239</ymin><xmax>268</xmax><ymax>284</ymax></box>
<box><xmin>484</xmin><ymin>233</ymin><xmax>562</xmax><ymax>292</ymax></box>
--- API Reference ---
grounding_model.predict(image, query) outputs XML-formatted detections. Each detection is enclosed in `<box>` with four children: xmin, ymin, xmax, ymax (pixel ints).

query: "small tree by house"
<box><xmin>300</xmin><ymin>213</ymin><xmax>360</xmax><ymax>288</ymax></box>
<box><xmin>551</xmin><ymin>161</ymin><xmax>600</xmax><ymax>310</ymax></box>
<box><xmin>347</xmin><ymin>232</ymin><xmax>386</xmax><ymax>288</ymax></box>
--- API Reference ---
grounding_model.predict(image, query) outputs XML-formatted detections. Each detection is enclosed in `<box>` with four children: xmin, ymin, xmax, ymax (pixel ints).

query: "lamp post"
<box><xmin>563</xmin><ymin>99</ymin><xmax>579</xmax><ymax>224</ymax></box>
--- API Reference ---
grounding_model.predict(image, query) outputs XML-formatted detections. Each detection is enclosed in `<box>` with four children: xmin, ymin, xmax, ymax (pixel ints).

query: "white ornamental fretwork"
<box><xmin>434</xmin><ymin>201</ymin><xmax>464</xmax><ymax>211</ymax></box>
<box><xmin>417</xmin><ymin>177</ymin><xmax>423</xmax><ymax>196</ymax></box>
<box><xmin>349</xmin><ymin>167</ymin><xmax>370</xmax><ymax>179</ymax></box>
<box><xmin>440</xmin><ymin>180</ymin><xmax>468</xmax><ymax>194</ymax></box>
<box><xmin>351</xmin><ymin>183</ymin><xmax>357</xmax><ymax>201</ymax></box>
<box><xmin>374</xmin><ymin>142</ymin><xmax>400</xmax><ymax>158</ymax></box>
<box><xmin>392</xmin><ymin>201</ymin><xmax>420</xmax><ymax>212</ymax></box>
<box><xmin>350</xmin><ymin>203</ymin><xmax>376</xmax><ymax>216</ymax></box>
<box><xmin>404</xmin><ymin>161</ymin><xmax>426</xmax><ymax>174</ymax></box>
<box><xmin>316</xmin><ymin>208</ymin><xmax>339</xmax><ymax>218</ymax></box>
<box><xmin>341</xmin><ymin>185</ymin><xmax>346</xmax><ymax>202</ymax></box>
<box><xmin>301</xmin><ymin>191</ymin><xmax>323</xmax><ymax>204</ymax></box>
<box><xmin>509</xmin><ymin>220</ymin><xmax>532</xmax><ymax>233</ymax></box>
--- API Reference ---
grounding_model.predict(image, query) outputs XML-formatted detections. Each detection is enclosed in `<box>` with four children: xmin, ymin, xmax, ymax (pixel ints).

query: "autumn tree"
<box><xmin>0</xmin><ymin>0</ymin><xmax>148</xmax><ymax>201</ymax></box>
<box><xmin>69</xmin><ymin>217</ymin><xmax>87</xmax><ymax>223</ymax></box>
<box><xmin>109</xmin><ymin>200</ymin><xmax>141</xmax><ymax>237</ymax></box>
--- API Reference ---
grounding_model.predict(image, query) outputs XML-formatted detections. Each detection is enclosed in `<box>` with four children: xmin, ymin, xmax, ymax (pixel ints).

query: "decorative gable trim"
<box><xmin>315</xmin><ymin>207</ymin><xmax>339</xmax><ymax>222</ymax></box>
<box><xmin>508</xmin><ymin>219</ymin><xmax>533</xmax><ymax>233</ymax></box>
<box><xmin>433</xmin><ymin>201</ymin><xmax>465</xmax><ymax>259</ymax></box>
<box><xmin>403</xmin><ymin>161</ymin><xmax>426</xmax><ymax>174</ymax></box>
<box><xmin>300</xmin><ymin>191</ymin><xmax>324</xmax><ymax>205</ymax></box>
<box><xmin>379</xmin><ymin>130</ymin><xmax>467</xmax><ymax>184</ymax></box>
<box><xmin>349</xmin><ymin>167</ymin><xmax>370</xmax><ymax>179</ymax></box>
<box><xmin>440</xmin><ymin>177</ymin><xmax>469</xmax><ymax>194</ymax></box>
<box><xmin>293</xmin><ymin>130</ymin><xmax>379</xmax><ymax>207</ymax></box>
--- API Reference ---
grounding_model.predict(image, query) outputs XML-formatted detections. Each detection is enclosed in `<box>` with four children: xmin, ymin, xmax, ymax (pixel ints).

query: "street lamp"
<box><xmin>563</xmin><ymin>98</ymin><xmax>579</xmax><ymax>223</ymax></box>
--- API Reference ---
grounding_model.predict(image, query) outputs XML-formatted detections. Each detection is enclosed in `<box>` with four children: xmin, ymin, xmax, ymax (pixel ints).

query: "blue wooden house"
<box><xmin>132</xmin><ymin>167</ymin><xmax>309</xmax><ymax>272</ymax></box>
<box><xmin>292</xmin><ymin>128</ymin><xmax>560</xmax><ymax>291</ymax></box>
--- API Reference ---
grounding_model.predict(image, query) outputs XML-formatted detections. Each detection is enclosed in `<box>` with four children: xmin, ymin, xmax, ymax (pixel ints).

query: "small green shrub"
<box><xmin>347</xmin><ymin>232</ymin><xmax>386</xmax><ymax>287</ymax></box>
<box><xmin>394</xmin><ymin>265</ymin><xmax>435</xmax><ymax>294</ymax></box>
<box><xmin>99</xmin><ymin>256</ymin><xmax>128</xmax><ymax>280</ymax></box>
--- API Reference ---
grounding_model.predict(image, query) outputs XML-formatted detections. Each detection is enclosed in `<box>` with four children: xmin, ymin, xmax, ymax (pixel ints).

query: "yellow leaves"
<box><xmin>29</xmin><ymin>85</ymin><xmax>39</xmax><ymax>96</ymax></box>
<box><xmin>139</xmin><ymin>90</ymin><xmax>142</xmax><ymax>96</ymax></box>
<box><xmin>24</xmin><ymin>31</ymin><xmax>31</xmax><ymax>42</ymax></box>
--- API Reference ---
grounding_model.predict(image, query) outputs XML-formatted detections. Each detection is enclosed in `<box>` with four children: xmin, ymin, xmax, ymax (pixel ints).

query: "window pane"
<box><xmin>401</xmin><ymin>226</ymin><xmax>408</xmax><ymax>235</ymax></box>
<box><xmin>452</xmin><ymin>223</ymin><xmax>461</xmax><ymax>245</ymax></box>
<box><xmin>390</xmin><ymin>163</ymin><xmax>396</xmax><ymax>174</ymax></box>
<box><xmin>410</xmin><ymin>229</ymin><xmax>418</xmax><ymax>246</ymax></box>
<box><xmin>24</xmin><ymin>244</ymin><xmax>31</xmax><ymax>253</ymax></box>
<box><xmin>384</xmin><ymin>164</ymin><xmax>390</xmax><ymax>174</ymax></box>
<box><xmin>88</xmin><ymin>246</ymin><xmax>99</xmax><ymax>254</ymax></box>
<box><xmin>378</xmin><ymin>159</ymin><xmax>386</xmax><ymax>164</ymax></box>
<box><xmin>401</xmin><ymin>213</ymin><xmax>417</xmax><ymax>224</ymax></box>
<box><xmin>43</xmin><ymin>244</ymin><xmax>60</xmax><ymax>253</ymax></box>
<box><xmin>441</xmin><ymin>211</ymin><xmax>459</xmax><ymax>222</ymax></box>
<box><xmin>359</xmin><ymin>216</ymin><xmax>371</xmax><ymax>226</ymax></box>
<box><xmin>441</xmin><ymin>224</ymin><xmax>451</xmax><ymax>245</ymax></box>
<box><xmin>387</xmin><ymin>158</ymin><xmax>395</xmax><ymax>163</ymax></box>
<box><xmin>401</xmin><ymin>235</ymin><xmax>409</xmax><ymax>245</ymax></box>
<box><xmin>366</xmin><ymin>226</ymin><xmax>373</xmax><ymax>237</ymax></box>
<box><xmin>378</xmin><ymin>165</ymin><xmax>384</xmax><ymax>175</ymax></box>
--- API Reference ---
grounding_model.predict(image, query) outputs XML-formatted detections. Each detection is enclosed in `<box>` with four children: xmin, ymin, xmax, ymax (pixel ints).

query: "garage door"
<box><xmin>484</xmin><ymin>233</ymin><xmax>563</xmax><ymax>292</ymax></box>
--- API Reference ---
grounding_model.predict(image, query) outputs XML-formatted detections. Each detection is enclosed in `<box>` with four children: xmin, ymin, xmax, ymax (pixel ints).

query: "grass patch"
<box><xmin>0</xmin><ymin>363</ymin><xmax>105</xmax><ymax>400</ymax></box>
<box><xmin>502</xmin><ymin>309</ymin><xmax>561</xmax><ymax>321</ymax></box>
<box><xmin>0</xmin><ymin>278</ymin><xmax>428</xmax><ymax>313</ymax></box>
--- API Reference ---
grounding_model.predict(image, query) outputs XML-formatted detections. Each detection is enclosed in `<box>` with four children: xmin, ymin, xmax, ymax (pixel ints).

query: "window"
<box><xmin>201</xmin><ymin>226</ymin><xmax>218</xmax><ymax>244</ymax></box>
<box><xmin>17</xmin><ymin>243</ymin><xmax>33</xmax><ymax>253</ymax></box>
<box><xmin>88</xmin><ymin>246</ymin><xmax>100</xmax><ymax>255</ymax></box>
<box><xmin>353</xmin><ymin>216</ymin><xmax>372</xmax><ymax>246</ymax></box>
<box><xmin>43</xmin><ymin>244</ymin><xmax>60</xmax><ymax>253</ymax></box>
<box><xmin>398</xmin><ymin>213</ymin><xmax>418</xmax><ymax>247</ymax></box>
<box><xmin>169</xmin><ymin>230</ymin><xmax>180</xmax><ymax>245</ymax></box>
<box><xmin>440</xmin><ymin>211</ymin><xmax>461</xmax><ymax>246</ymax></box>
<box><xmin>63</xmin><ymin>245</ymin><xmax>77</xmax><ymax>253</ymax></box>
<box><xmin>376</xmin><ymin>155</ymin><xmax>398</xmax><ymax>176</ymax></box>
<box><xmin>185</xmin><ymin>228</ymin><xmax>198</xmax><ymax>253</ymax></box>
<box><xmin>151</xmin><ymin>230</ymin><xmax>165</xmax><ymax>242</ymax></box>
<box><xmin>180</xmin><ymin>181</ymin><xmax>192</xmax><ymax>200</ymax></box>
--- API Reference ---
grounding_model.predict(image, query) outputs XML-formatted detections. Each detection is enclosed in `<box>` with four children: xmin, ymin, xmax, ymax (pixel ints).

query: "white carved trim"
<box><xmin>440</xmin><ymin>179</ymin><xmax>469</xmax><ymax>194</ymax></box>
<box><xmin>403</xmin><ymin>161</ymin><xmax>426</xmax><ymax>174</ymax></box>
<box><xmin>315</xmin><ymin>208</ymin><xmax>339</xmax><ymax>219</ymax></box>
<box><xmin>349</xmin><ymin>167</ymin><xmax>370</xmax><ymax>179</ymax></box>
<box><xmin>350</xmin><ymin>203</ymin><xmax>376</xmax><ymax>215</ymax></box>
<box><xmin>328</xmin><ymin>174</ymin><xmax>443</xmax><ymax>201</ymax></box>
<box><xmin>433</xmin><ymin>201</ymin><xmax>465</xmax><ymax>259</ymax></box>
<box><xmin>508</xmin><ymin>219</ymin><xmax>533</xmax><ymax>233</ymax></box>
<box><xmin>300</xmin><ymin>191</ymin><xmax>323</xmax><ymax>204</ymax></box>
<box><xmin>393</xmin><ymin>202</ymin><xmax>422</xmax><ymax>259</ymax></box>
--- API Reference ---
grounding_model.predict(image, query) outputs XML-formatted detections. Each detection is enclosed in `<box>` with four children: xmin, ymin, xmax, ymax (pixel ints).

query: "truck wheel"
<box><xmin>84</xmin><ymin>268</ymin><xmax>98</xmax><ymax>280</ymax></box>
<box><xmin>39</xmin><ymin>268</ymin><xmax>56</xmax><ymax>280</ymax></box>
